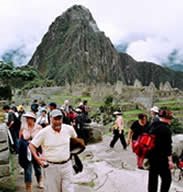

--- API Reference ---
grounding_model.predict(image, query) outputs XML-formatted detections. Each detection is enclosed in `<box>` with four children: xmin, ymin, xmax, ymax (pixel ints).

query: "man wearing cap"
<box><xmin>29</xmin><ymin>109</ymin><xmax>77</xmax><ymax>192</ymax></box>
<box><xmin>147</xmin><ymin>109</ymin><xmax>174</xmax><ymax>192</ymax></box>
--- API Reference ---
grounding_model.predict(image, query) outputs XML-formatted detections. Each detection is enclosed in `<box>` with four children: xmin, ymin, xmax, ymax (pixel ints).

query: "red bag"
<box><xmin>132</xmin><ymin>133</ymin><xmax>156</xmax><ymax>158</ymax></box>
<box><xmin>178</xmin><ymin>161</ymin><xmax>183</xmax><ymax>169</ymax></box>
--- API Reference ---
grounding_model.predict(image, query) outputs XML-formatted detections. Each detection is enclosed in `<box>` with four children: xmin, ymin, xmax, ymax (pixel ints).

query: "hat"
<box><xmin>75</xmin><ymin>108</ymin><xmax>82</xmax><ymax>113</ymax></box>
<box><xmin>50</xmin><ymin>109</ymin><xmax>62</xmax><ymax>118</ymax></box>
<box><xmin>150</xmin><ymin>106</ymin><xmax>159</xmax><ymax>113</ymax></box>
<box><xmin>70</xmin><ymin>137</ymin><xmax>85</xmax><ymax>155</ymax></box>
<box><xmin>159</xmin><ymin>109</ymin><xmax>173</xmax><ymax>119</ymax></box>
<box><xmin>23</xmin><ymin>112</ymin><xmax>36</xmax><ymax>120</ymax></box>
<box><xmin>113</xmin><ymin>111</ymin><xmax>122</xmax><ymax>115</ymax></box>
<box><xmin>17</xmin><ymin>105</ymin><xmax>24</xmax><ymax>111</ymax></box>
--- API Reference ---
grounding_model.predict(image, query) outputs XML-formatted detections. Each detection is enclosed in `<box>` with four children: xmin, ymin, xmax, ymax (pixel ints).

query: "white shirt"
<box><xmin>31</xmin><ymin>124</ymin><xmax>77</xmax><ymax>162</ymax></box>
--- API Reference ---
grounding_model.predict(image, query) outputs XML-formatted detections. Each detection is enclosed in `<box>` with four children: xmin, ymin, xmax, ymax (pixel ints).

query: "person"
<box><xmin>62</xmin><ymin>99</ymin><xmax>70</xmax><ymax>114</ymax></box>
<box><xmin>36</xmin><ymin>110</ymin><xmax>49</xmax><ymax>128</ymax></box>
<box><xmin>147</xmin><ymin>109</ymin><xmax>174</xmax><ymax>192</ymax></box>
<box><xmin>31</xmin><ymin>99</ymin><xmax>39</xmax><ymax>114</ymax></box>
<box><xmin>127</xmin><ymin>113</ymin><xmax>149</xmax><ymax>168</ymax></box>
<box><xmin>19</xmin><ymin>112</ymin><xmax>43</xmax><ymax>192</ymax></box>
<box><xmin>29</xmin><ymin>109</ymin><xmax>77</xmax><ymax>192</ymax></box>
<box><xmin>74</xmin><ymin>108</ymin><xmax>87</xmax><ymax>144</ymax></box>
<box><xmin>109</xmin><ymin>111</ymin><xmax>127</xmax><ymax>150</ymax></box>
<box><xmin>47</xmin><ymin>102</ymin><xmax>57</xmax><ymax>124</ymax></box>
<box><xmin>67</xmin><ymin>105</ymin><xmax>77</xmax><ymax>125</ymax></box>
<box><xmin>150</xmin><ymin>106</ymin><xmax>159</xmax><ymax>123</ymax></box>
<box><xmin>3</xmin><ymin>105</ymin><xmax>21</xmax><ymax>153</ymax></box>
<box><xmin>17</xmin><ymin>104</ymin><xmax>26</xmax><ymax>120</ymax></box>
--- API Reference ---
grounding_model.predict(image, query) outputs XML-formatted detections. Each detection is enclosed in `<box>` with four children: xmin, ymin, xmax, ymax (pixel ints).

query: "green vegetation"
<box><xmin>154</xmin><ymin>98</ymin><xmax>183</xmax><ymax>133</ymax></box>
<box><xmin>0</xmin><ymin>61</ymin><xmax>39</xmax><ymax>87</ymax></box>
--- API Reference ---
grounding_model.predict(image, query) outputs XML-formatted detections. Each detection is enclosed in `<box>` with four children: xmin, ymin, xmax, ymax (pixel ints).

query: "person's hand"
<box><xmin>36</xmin><ymin>155</ymin><xmax>47</xmax><ymax>167</ymax></box>
<box><xmin>127</xmin><ymin>139</ymin><xmax>131</xmax><ymax>145</ymax></box>
<box><xmin>168</xmin><ymin>160</ymin><xmax>174</xmax><ymax>169</ymax></box>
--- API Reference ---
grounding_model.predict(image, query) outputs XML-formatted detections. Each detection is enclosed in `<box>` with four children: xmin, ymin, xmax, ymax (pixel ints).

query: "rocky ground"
<box><xmin>15</xmin><ymin>135</ymin><xmax>183</xmax><ymax>192</ymax></box>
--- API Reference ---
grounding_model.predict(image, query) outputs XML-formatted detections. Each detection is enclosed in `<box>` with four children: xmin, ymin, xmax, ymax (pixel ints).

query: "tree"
<box><xmin>0</xmin><ymin>61</ymin><xmax>39</xmax><ymax>88</ymax></box>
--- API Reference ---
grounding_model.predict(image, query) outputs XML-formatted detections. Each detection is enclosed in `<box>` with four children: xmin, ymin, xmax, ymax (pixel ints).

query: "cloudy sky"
<box><xmin>0</xmin><ymin>0</ymin><xmax>183</xmax><ymax>65</ymax></box>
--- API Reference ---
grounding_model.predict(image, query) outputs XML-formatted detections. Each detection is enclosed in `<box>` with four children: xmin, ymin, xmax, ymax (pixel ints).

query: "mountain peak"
<box><xmin>60</xmin><ymin>5</ymin><xmax>99</xmax><ymax>32</ymax></box>
<box><xmin>28</xmin><ymin>5</ymin><xmax>183</xmax><ymax>89</ymax></box>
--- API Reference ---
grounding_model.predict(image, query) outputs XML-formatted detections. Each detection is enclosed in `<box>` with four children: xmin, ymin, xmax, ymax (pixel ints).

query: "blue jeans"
<box><xmin>24</xmin><ymin>157</ymin><xmax>42</xmax><ymax>183</ymax></box>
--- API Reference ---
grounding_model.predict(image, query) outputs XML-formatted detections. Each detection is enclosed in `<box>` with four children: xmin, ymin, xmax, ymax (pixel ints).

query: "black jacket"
<box><xmin>148</xmin><ymin>121</ymin><xmax>172</xmax><ymax>162</ymax></box>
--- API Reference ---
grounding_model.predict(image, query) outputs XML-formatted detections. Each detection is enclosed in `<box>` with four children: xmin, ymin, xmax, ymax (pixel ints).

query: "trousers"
<box><xmin>44</xmin><ymin>161</ymin><xmax>74</xmax><ymax>192</ymax></box>
<box><xmin>148</xmin><ymin>159</ymin><xmax>171</xmax><ymax>192</ymax></box>
<box><xmin>110</xmin><ymin>130</ymin><xmax>127</xmax><ymax>149</ymax></box>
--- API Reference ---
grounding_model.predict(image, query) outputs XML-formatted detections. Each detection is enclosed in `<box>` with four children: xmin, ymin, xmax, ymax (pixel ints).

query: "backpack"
<box><xmin>133</xmin><ymin>133</ymin><xmax>156</xmax><ymax>158</ymax></box>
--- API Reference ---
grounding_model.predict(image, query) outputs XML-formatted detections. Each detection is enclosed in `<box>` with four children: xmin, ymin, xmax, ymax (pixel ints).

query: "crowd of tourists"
<box><xmin>2</xmin><ymin>100</ymin><xmax>182</xmax><ymax>192</ymax></box>
<box><xmin>2</xmin><ymin>99</ymin><xmax>90</xmax><ymax>192</ymax></box>
<box><xmin>109</xmin><ymin>106</ymin><xmax>177</xmax><ymax>192</ymax></box>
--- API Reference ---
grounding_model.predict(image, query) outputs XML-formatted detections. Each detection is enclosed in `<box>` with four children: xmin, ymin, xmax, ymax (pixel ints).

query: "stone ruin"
<box><xmin>133</xmin><ymin>79</ymin><xmax>142</xmax><ymax>88</ymax></box>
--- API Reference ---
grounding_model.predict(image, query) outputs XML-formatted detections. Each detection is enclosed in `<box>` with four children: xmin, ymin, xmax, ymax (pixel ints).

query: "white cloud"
<box><xmin>127</xmin><ymin>37</ymin><xmax>176</xmax><ymax>64</ymax></box>
<box><xmin>0</xmin><ymin>0</ymin><xmax>183</xmax><ymax>65</ymax></box>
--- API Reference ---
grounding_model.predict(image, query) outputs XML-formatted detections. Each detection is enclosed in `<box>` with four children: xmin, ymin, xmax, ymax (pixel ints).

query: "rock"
<box><xmin>0</xmin><ymin>164</ymin><xmax>10</xmax><ymax>177</ymax></box>
<box><xmin>0</xmin><ymin>124</ymin><xmax>13</xmax><ymax>191</ymax></box>
<box><xmin>84</xmin><ymin>122</ymin><xmax>103</xmax><ymax>144</ymax></box>
<box><xmin>172</xmin><ymin>134</ymin><xmax>183</xmax><ymax>157</ymax></box>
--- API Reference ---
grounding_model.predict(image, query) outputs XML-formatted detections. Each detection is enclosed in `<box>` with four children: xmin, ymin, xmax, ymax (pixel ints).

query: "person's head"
<box><xmin>64</xmin><ymin>100</ymin><xmax>69</xmax><ymax>105</ymax></box>
<box><xmin>150</xmin><ymin>106</ymin><xmax>159</xmax><ymax>117</ymax></box>
<box><xmin>50</xmin><ymin>109</ymin><xmax>63</xmax><ymax>131</ymax></box>
<box><xmin>33</xmin><ymin>99</ymin><xmax>38</xmax><ymax>103</ymax></box>
<box><xmin>83</xmin><ymin>100</ymin><xmax>88</xmax><ymax>105</ymax></box>
<box><xmin>159</xmin><ymin>109</ymin><xmax>173</xmax><ymax>125</ymax></box>
<box><xmin>75</xmin><ymin>108</ymin><xmax>82</xmax><ymax>114</ymax></box>
<box><xmin>48</xmin><ymin>102</ymin><xmax>57</xmax><ymax>111</ymax></box>
<box><xmin>138</xmin><ymin>113</ymin><xmax>148</xmax><ymax>126</ymax></box>
<box><xmin>23</xmin><ymin>112</ymin><xmax>36</xmax><ymax>126</ymax></box>
<box><xmin>11</xmin><ymin>106</ymin><xmax>18</xmax><ymax>112</ymax></box>
<box><xmin>31</xmin><ymin>103</ymin><xmax>39</xmax><ymax>113</ymax></box>
<box><xmin>3</xmin><ymin>105</ymin><xmax>10</xmax><ymax>112</ymax></box>
<box><xmin>17</xmin><ymin>105</ymin><xmax>24</xmax><ymax>112</ymax></box>
<box><xmin>41</xmin><ymin>110</ymin><xmax>47</xmax><ymax>116</ymax></box>
<box><xmin>68</xmin><ymin>105</ymin><xmax>74</xmax><ymax>112</ymax></box>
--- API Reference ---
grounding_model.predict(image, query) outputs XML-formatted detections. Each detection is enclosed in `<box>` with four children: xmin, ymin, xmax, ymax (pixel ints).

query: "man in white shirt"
<box><xmin>29</xmin><ymin>109</ymin><xmax>77</xmax><ymax>192</ymax></box>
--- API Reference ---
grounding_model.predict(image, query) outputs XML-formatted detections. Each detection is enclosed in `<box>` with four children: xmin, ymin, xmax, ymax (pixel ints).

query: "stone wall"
<box><xmin>0</xmin><ymin>124</ymin><xmax>13</xmax><ymax>191</ymax></box>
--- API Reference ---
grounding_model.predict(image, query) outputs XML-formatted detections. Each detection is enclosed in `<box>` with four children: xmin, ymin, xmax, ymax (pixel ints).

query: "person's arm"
<box><xmin>127</xmin><ymin>129</ymin><xmax>133</xmax><ymax>145</ymax></box>
<box><xmin>29</xmin><ymin>143</ymin><xmax>45</xmax><ymax>167</ymax></box>
<box><xmin>19</xmin><ymin>129</ymin><xmax>23</xmax><ymax>139</ymax></box>
<box><xmin>7</xmin><ymin>113</ymin><xmax>15</xmax><ymax>128</ymax></box>
<box><xmin>29</xmin><ymin>130</ymin><xmax>45</xmax><ymax>166</ymax></box>
<box><xmin>168</xmin><ymin>155</ymin><xmax>174</xmax><ymax>169</ymax></box>
<box><xmin>166</xmin><ymin>129</ymin><xmax>174</xmax><ymax>169</ymax></box>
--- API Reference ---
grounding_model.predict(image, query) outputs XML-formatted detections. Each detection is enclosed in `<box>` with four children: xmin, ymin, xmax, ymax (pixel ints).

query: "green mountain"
<box><xmin>28</xmin><ymin>5</ymin><xmax>183</xmax><ymax>90</ymax></box>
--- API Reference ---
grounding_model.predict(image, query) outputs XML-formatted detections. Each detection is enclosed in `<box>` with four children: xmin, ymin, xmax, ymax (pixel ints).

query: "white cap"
<box><xmin>75</xmin><ymin>108</ymin><xmax>82</xmax><ymax>113</ymax></box>
<box><xmin>50</xmin><ymin>109</ymin><xmax>63</xmax><ymax>118</ymax></box>
<box><xmin>150</xmin><ymin>106</ymin><xmax>159</xmax><ymax>113</ymax></box>
<box><xmin>23</xmin><ymin>112</ymin><xmax>36</xmax><ymax>120</ymax></box>
<box><xmin>113</xmin><ymin>111</ymin><xmax>122</xmax><ymax>115</ymax></box>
